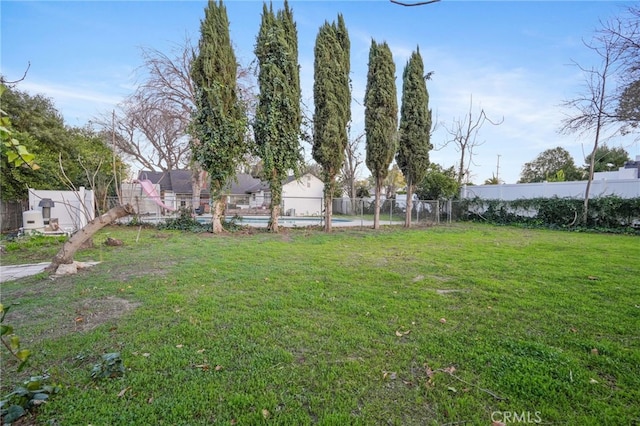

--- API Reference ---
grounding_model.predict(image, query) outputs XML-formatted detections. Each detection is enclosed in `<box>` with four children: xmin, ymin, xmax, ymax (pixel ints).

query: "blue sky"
<box><xmin>2</xmin><ymin>0</ymin><xmax>638</xmax><ymax>184</ymax></box>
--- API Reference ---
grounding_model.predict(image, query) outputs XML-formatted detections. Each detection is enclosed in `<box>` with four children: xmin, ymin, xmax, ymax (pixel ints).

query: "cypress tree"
<box><xmin>190</xmin><ymin>0</ymin><xmax>248</xmax><ymax>234</ymax></box>
<box><xmin>254</xmin><ymin>0</ymin><xmax>303</xmax><ymax>233</ymax></box>
<box><xmin>312</xmin><ymin>14</ymin><xmax>350</xmax><ymax>232</ymax></box>
<box><xmin>397</xmin><ymin>47</ymin><xmax>432</xmax><ymax>228</ymax></box>
<box><xmin>364</xmin><ymin>40</ymin><xmax>398</xmax><ymax>229</ymax></box>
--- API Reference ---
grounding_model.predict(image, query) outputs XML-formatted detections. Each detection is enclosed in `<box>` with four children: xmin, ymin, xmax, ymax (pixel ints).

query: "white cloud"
<box><xmin>17</xmin><ymin>76</ymin><xmax>134</xmax><ymax>127</ymax></box>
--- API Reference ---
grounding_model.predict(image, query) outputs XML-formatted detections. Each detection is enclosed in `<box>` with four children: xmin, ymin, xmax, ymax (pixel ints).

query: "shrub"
<box><xmin>461</xmin><ymin>196</ymin><xmax>640</xmax><ymax>234</ymax></box>
<box><xmin>157</xmin><ymin>208</ymin><xmax>210</xmax><ymax>233</ymax></box>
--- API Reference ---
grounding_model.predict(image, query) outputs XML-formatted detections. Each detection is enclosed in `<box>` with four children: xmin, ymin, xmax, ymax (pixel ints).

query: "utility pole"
<box><xmin>496</xmin><ymin>154</ymin><xmax>501</xmax><ymax>182</ymax></box>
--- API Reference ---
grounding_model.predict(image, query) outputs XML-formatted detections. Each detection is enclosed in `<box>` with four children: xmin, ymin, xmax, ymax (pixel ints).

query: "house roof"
<box><xmin>229</xmin><ymin>173</ymin><xmax>322</xmax><ymax>194</ymax></box>
<box><xmin>227</xmin><ymin>173</ymin><xmax>270</xmax><ymax>194</ymax></box>
<box><xmin>138</xmin><ymin>171</ymin><xmax>319</xmax><ymax>195</ymax></box>
<box><xmin>138</xmin><ymin>170</ymin><xmax>210</xmax><ymax>195</ymax></box>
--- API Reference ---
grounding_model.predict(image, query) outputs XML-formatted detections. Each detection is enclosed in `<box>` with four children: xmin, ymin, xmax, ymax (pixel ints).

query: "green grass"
<box><xmin>1</xmin><ymin>224</ymin><xmax>639</xmax><ymax>425</ymax></box>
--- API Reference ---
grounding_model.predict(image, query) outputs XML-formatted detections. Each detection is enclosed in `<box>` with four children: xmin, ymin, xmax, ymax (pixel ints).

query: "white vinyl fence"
<box><xmin>461</xmin><ymin>179</ymin><xmax>640</xmax><ymax>201</ymax></box>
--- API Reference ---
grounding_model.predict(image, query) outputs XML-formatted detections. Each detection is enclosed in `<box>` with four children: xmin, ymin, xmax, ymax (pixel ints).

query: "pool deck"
<box><xmin>119</xmin><ymin>214</ymin><xmax>403</xmax><ymax>228</ymax></box>
<box><xmin>216</xmin><ymin>215</ymin><xmax>402</xmax><ymax>228</ymax></box>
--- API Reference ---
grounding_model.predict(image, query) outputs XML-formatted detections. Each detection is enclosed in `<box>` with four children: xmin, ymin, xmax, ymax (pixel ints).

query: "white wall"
<box><xmin>282</xmin><ymin>173</ymin><xmax>324</xmax><ymax>216</ymax></box>
<box><xmin>593</xmin><ymin>168</ymin><xmax>637</xmax><ymax>180</ymax></box>
<box><xmin>461</xmin><ymin>179</ymin><xmax>640</xmax><ymax>200</ymax></box>
<box><xmin>28</xmin><ymin>187</ymin><xmax>95</xmax><ymax>232</ymax></box>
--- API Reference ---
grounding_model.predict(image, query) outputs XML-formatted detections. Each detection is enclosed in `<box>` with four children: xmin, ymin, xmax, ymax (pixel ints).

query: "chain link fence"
<box><xmin>333</xmin><ymin>197</ymin><xmax>467</xmax><ymax>225</ymax></box>
<box><xmin>105</xmin><ymin>194</ymin><xmax>468</xmax><ymax>226</ymax></box>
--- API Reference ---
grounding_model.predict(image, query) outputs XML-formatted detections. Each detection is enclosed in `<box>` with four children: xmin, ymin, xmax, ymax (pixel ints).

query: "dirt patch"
<box><xmin>5</xmin><ymin>296</ymin><xmax>141</xmax><ymax>345</ymax></box>
<box><xmin>72</xmin><ymin>296</ymin><xmax>141</xmax><ymax>333</ymax></box>
<box><xmin>104</xmin><ymin>260</ymin><xmax>176</xmax><ymax>283</ymax></box>
<box><xmin>435</xmin><ymin>289</ymin><xmax>468</xmax><ymax>295</ymax></box>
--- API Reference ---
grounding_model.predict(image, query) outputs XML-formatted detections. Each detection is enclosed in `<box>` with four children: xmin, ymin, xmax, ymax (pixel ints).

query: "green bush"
<box><xmin>1</xmin><ymin>375</ymin><xmax>60</xmax><ymax>424</ymax></box>
<box><xmin>1</xmin><ymin>304</ymin><xmax>60</xmax><ymax>424</ymax></box>
<box><xmin>157</xmin><ymin>208</ymin><xmax>210</xmax><ymax>233</ymax></box>
<box><xmin>461</xmin><ymin>196</ymin><xmax>640</xmax><ymax>234</ymax></box>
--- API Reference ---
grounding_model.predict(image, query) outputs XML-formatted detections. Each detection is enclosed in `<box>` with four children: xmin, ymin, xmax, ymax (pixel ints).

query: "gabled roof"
<box><xmin>138</xmin><ymin>171</ymin><xmax>319</xmax><ymax>195</ymax></box>
<box><xmin>227</xmin><ymin>173</ymin><xmax>270</xmax><ymax>194</ymax></box>
<box><xmin>137</xmin><ymin>170</ymin><xmax>210</xmax><ymax>195</ymax></box>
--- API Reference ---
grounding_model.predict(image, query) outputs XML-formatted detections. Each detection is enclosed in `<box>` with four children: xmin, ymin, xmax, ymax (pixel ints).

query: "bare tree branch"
<box><xmin>560</xmin><ymin>28</ymin><xmax>624</xmax><ymax>225</ymax></box>
<box><xmin>390</xmin><ymin>0</ymin><xmax>440</xmax><ymax>7</ymax></box>
<box><xmin>441</xmin><ymin>95</ymin><xmax>503</xmax><ymax>185</ymax></box>
<box><xmin>1</xmin><ymin>62</ymin><xmax>31</xmax><ymax>85</ymax></box>
<box><xmin>341</xmin><ymin>128</ymin><xmax>365</xmax><ymax>203</ymax></box>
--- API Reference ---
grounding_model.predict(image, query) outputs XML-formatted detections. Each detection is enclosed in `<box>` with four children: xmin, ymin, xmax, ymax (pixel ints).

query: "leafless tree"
<box><xmin>601</xmin><ymin>5</ymin><xmax>640</xmax><ymax>133</ymax></box>
<box><xmin>96</xmin><ymin>38</ymin><xmax>256</xmax><ymax>209</ymax></box>
<box><xmin>106</xmin><ymin>96</ymin><xmax>191</xmax><ymax>172</ymax></box>
<box><xmin>94</xmin><ymin>40</ymin><xmax>196</xmax><ymax>180</ymax></box>
<box><xmin>340</xmin><ymin>129</ymin><xmax>365</xmax><ymax>209</ymax></box>
<box><xmin>442</xmin><ymin>95</ymin><xmax>503</xmax><ymax>186</ymax></box>
<box><xmin>561</xmin><ymin>29</ymin><xmax>624</xmax><ymax>225</ymax></box>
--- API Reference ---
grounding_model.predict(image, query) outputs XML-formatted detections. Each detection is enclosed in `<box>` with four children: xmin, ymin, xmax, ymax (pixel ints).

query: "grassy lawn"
<box><xmin>1</xmin><ymin>223</ymin><xmax>639</xmax><ymax>425</ymax></box>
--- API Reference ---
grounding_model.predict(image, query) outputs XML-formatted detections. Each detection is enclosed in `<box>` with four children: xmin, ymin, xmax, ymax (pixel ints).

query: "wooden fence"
<box><xmin>0</xmin><ymin>200</ymin><xmax>28</xmax><ymax>233</ymax></box>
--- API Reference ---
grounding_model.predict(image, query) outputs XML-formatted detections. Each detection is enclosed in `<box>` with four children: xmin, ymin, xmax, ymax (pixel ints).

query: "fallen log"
<box><xmin>45</xmin><ymin>204</ymin><xmax>136</xmax><ymax>274</ymax></box>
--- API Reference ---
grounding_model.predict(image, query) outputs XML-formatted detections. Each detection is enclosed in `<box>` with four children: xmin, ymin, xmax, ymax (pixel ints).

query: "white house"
<box><xmin>227</xmin><ymin>173</ymin><xmax>324</xmax><ymax>216</ymax></box>
<box><xmin>281</xmin><ymin>173</ymin><xmax>324</xmax><ymax>216</ymax></box>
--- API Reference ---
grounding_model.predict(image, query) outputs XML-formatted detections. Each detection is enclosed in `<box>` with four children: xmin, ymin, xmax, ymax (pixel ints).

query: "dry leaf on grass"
<box><xmin>117</xmin><ymin>387</ymin><xmax>131</xmax><ymax>398</ymax></box>
<box><xmin>382</xmin><ymin>371</ymin><xmax>397</xmax><ymax>380</ymax></box>
<box><xmin>442</xmin><ymin>365</ymin><xmax>457</xmax><ymax>374</ymax></box>
<box><xmin>424</xmin><ymin>364</ymin><xmax>435</xmax><ymax>378</ymax></box>
<box><xmin>439</xmin><ymin>318</ymin><xmax>447</xmax><ymax>324</ymax></box>
<box><xmin>395</xmin><ymin>330</ymin><xmax>411</xmax><ymax>337</ymax></box>
<box><xmin>262</xmin><ymin>409</ymin><xmax>270</xmax><ymax>419</ymax></box>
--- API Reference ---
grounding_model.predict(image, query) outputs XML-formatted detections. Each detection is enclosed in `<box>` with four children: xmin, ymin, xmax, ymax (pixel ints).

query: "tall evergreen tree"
<box><xmin>254</xmin><ymin>1</ymin><xmax>303</xmax><ymax>232</ymax></box>
<box><xmin>190</xmin><ymin>0</ymin><xmax>248</xmax><ymax>233</ymax></box>
<box><xmin>364</xmin><ymin>40</ymin><xmax>398</xmax><ymax>229</ymax></box>
<box><xmin>397</xmin><ymin>47</ymin><xmax>432</xmax><ymax>228</ymax></box>
<box><xmin>312</xmin><ymin>14</ymin><xmax>350</xmax><ymax>232</ymax></box>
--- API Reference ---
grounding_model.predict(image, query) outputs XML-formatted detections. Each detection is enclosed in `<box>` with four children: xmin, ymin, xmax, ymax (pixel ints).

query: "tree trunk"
<box><xmin>583</xmin><ymin>137</ymin><xmax>600</xmax><ymax>225</ymax></box>
<box><xmin>373</xmin><ymin>177</ymin><xmax>382</xmax><ymax>230</ymax></box>
<box><xmin>211</xmin><ymin>197</ymin><xmax>225</xmax><ymax>234</ymax></box>
<box><xmin>191</xmin><ymin>166</ymin><xmax>204</xmax><ymax>210</ymax></box>
<box><xmin>405</xmin><ymin>177</ymin><xmax>414</xmax><ymax>228</ymax></box>
<box><xmin>583</xmin><ymin>66</ymin><xmax>608</xmax><ymax>225</ymax></box>
<box><xmin>45</xmin><ymin>204</ymin><xmax>136</xmax><ymax>273</ymax></box>
<box><xmin>324</xmin><ymin>179</ymin><xmax>333</xmax><ymax>233</ymax></box>
<box><xmin>268</xmin><ymin>187</ymin><xmax>281</xmax><ymax>233</ymax></box>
